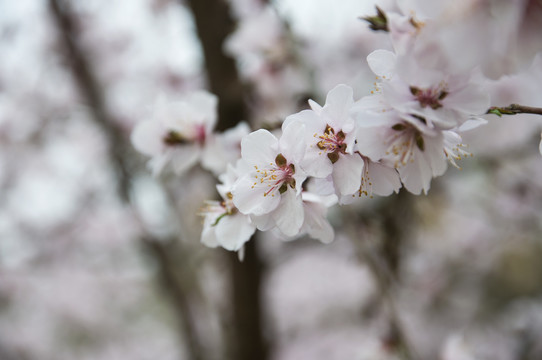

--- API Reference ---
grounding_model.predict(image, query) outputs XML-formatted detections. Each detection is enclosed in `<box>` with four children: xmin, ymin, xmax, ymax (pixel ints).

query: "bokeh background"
<box><xmin>1</xmin><ymin>0</ymin><xmax>542</xmax><ymax>359</ymax></box>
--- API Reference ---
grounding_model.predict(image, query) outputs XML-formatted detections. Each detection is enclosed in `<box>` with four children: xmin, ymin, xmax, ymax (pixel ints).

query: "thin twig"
<box><xmin>487</xmin><ymin>104</ymin><xmax>542</xmax><ymax>117</ymax></box>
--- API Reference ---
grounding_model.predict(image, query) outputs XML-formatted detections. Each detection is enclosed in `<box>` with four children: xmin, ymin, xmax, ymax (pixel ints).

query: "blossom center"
<box><xmin>386</xmin><ymin>122</ymin><xmax>425</xmax><ymax>168</ymax></box>
<box><xmin>200</xmin><ymin>192</ymin><xmax>238</xmax><ymax>227</ymax></box>
<box><xmin>410</xmin><ymin>85</ymin><xmax>448</xmax><ymax>110</ymax></box>
<box><xmin>251</xmin><ymin>153</ymin><xmax>296</xmax><ymax>197</ymax></box>
<box><xmin>314</xmin><ymin>124</ymin><xmax>347</xmax><ymax>164</ymax></box>
<box><xmin>163</xmin><ymin>130</ymin><xmax>187</xmax><ymax>146</ymax></box>
<box><xmin>163</xmin><ymin>124</ymin><xmax>206</xmax><ymax>146</ymax></box>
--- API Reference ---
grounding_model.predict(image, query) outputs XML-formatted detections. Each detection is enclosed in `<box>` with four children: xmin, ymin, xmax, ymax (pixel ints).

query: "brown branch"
<box><xmin>352</xmin><ymin>191</ymin><xmax>418</xmax><ymax>360</ymax></box>
<box><xmin>48</xmin><ymin>0</ymin><xmax>132</xmax><ymax>201</ymax></box>
<box><xmin>183</xmin><ymin>0</ymin><xmax>269</xmax><ymax>359</ymax></box>
<box><xmin>487</xmin><ymin>104</ymin><xmax>542</xmax><ymax>117</ymax></box>
<box><xmin>184</xmin><ymin>0</ymin><xmax>248</xmax><ymax>132</ymax></box>
<box><xmin>48</xmin><ymin>2</ymin><xmax>206</xmax><ymax>360</ymax></box>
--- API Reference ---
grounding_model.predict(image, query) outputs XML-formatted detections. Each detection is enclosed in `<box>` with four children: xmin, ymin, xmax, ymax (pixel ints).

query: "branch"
<box><xmin>487</xmin><ymin>104</ymin><xmax>542</xmax><ymax>117</ymax></box>
<box><xmin>183</xmin><ymin>0</ymin><xmax>269</xmax><ymax>359</ymax></box>
<box><xmin>350</xmin><ymin>191</ymin><xmax>418</xmax><ymax>360</ymax></box>
<box><xmin>48</xmin><ymin>2</ymin><xmax>206</xmax><ymax>360</ymax></box>
<box><xmin>184</xmin><ymin>0</ymin><xmax>247</xmax><ymax>132</ymax></box>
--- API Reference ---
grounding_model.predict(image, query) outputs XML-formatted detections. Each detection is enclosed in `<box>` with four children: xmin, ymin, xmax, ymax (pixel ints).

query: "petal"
<box><xmin>148</xmin><ymin>152</ymin><xmax>172</xmax><ymax>177</ymax></box>
<box><xmin>367</xmin><ymin>49</ymin><xmax>397</xmax><ymax>79</ymax></box>
<box><xmin>367</xmin><ymin>161</ymin><xmax>402</xmax><ymax>196</ymax></box>
<box><xmin>131</xmin><ymin>121</ymin><xmax>165</xmax><ymax>156</ymax></box>
<box><xmin>302</xmin><ymin>199</ymin><xmax>334</xmax><ymax>244</ymax></box>
<box><xmin>444</xmin><ymin>83</ymin><xmax>490</xmax><ymax>115</ymax></box>
<box><xmin>352</xmin><ymin>94</ymin><xmax>390</xmax><ymax>118</ymax></box>
<box><xmin>201</xmin><ymin>122</ymin><xmax>248</xmax><ymax>175</ymax></box>
<box><xmin>355</xmin><ymin>126</ymin><xmax>392</xmax><ymax>161</ymax></box>
<box><xmin>251</xmin><ymin>213</ymin><xmax>275</xmax><ymax>231</ymax></box>
<box><xmin>201</xmin><ymin>227</ymin><xmax>219</xmax><ymax>248</ymax></box>
<box><xmin>458</xmin><ymin>117</ymin><xmax>488</xmax><ymax>132</ymax></box>
<box><xmin>232</xmin><ymin>174</ymin><xmax>281</xmax><ymax>216</ymax></box>
<box><xmin>283</xmin><ymin>109</ymin><xmax>324</xmax><ymax>137</ymax></box>
<box><xmin>398</xmin><ymin>148</ymin><xmax>432</xmax><ymax>195</ymax></box>
<box><xmin>241</xmin><ymin>129</ymin><xmax>278</xmax><ymax>165</ymax></box>
<box><xmin>332</xmin><ymin>154</ymin><xmax>364</xmax><ymax>196</ymax></box>
<box><xmin>200</xmin><ymin>208</ymin><xmax>221</xmax><ymax>248</ymax></box>
<box><xmin>300</xmin><ymin>147</ymin><xmax>333</xmax><ymax>178</ymax></box>
<box><xmin>423</xmin><ymin>135</ymin><xmax>447</xmax><ymax>177</ymax></box>
<box><xmin>307</xmin><ymin>176</ymin><xmax>336</xmax><ymax>196</ymax></box>
<box><xmin>280</xmin><ymin>121</ymin><xmax>307</xmax><ymax>163</ymax></box>
<box><xmin>215</xmin><ymin>214</ymin><xmax>255</xmax><ymax>251</ymax></box>
<box><xmin>271</xmin><ymin>189</ymin><xmax>304</xmax><ymax>237</ymax></box>
<box><xmin>308</xmin><ymin>99</ymin><xmax>323</xmax><ymax>113</ymax></box>
<box><xmin>170</xmin><ymin>145</ymin><xmax>200</xmax><ymax>175</ymax></box>
<box><xmin>185</xmin><ymin>91</ymin><xmax>218</xmax><ymax>131</ymax></box>
<box><xmin>323</xmin><ymin>84</ymin><xmax>354</xmax><ymax>128</ymax></box>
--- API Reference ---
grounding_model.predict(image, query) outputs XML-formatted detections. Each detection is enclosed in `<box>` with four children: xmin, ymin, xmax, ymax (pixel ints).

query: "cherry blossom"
<box><xmin>297</xmin><ymin>192</ymin><xmax>336</xmax><ymax>244</ymax></box>
<box><xmin>283</xmin><ymin>84</ymin><xmax>364</xmax><ymax>199</ymax></box>
<box><xmin>366</xmin><ymin>49</ymin><xmax>490</xmax><ymax>130</ymax></box>
<box><xmin>231</xmin><ymin>122</ymin><xmax>307</xmax><ymax>236</ymax></box>
<box><xmin>131</xmin><ymin>91</ymin><xmax>218</xmax><ymax>176</ymax></box>
<box><xmin>201</xmin><ymin>122</ymin><xmax>250</xmax><ymax>176</ymax></box>
<box><xmin>340</xmin><ymin>154</ymin><xmax>402</xmax><ymax>203</ymax></box>
<box><xmin>355</xmin><ymin>109</ymin><xmax>447</xmax><ymax>194</ymax></box>
<box><xmin>200</xmin><ymin>162</ymin><xmax>255</xmax><ymax>252</ymax></box>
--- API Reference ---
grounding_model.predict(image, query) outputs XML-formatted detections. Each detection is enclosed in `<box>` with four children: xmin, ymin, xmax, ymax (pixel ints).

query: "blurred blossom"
<box><xmin>1</xmin><ymin>0</ymin><xmax>542</xmax><ymax>359</ymax></box>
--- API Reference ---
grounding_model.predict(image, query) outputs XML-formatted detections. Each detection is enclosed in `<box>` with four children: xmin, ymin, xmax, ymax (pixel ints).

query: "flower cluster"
<box><xmin>131</xmin><ymin>92</ymin><xmax>249</xmax><ymax>176</ymax></box>
<box><xmin>130</xmin><ymin>2</ymin><xmax>542</xmax><ymax>255</ymax></box>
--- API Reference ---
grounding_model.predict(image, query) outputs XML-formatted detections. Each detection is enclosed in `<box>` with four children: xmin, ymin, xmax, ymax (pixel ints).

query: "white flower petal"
<box><xmin>232</xmin><ymin>174</ymin><xmax>281</xmax><ymax>216</ymax></box>
<box><xmin>148</xmin><ymin>152</ymin><xmax>172</xmax><ymax>177</ymax></box>
<box><xmin>355</xmin><ymin>126</ymin><xmax>391</xmax><ymax>161</ymax></box>
<box><xmin>367</xmin><ymin>49</ymin><xmax>397</xmax><ymax>79</ymax></box>
<box><xmin>185</xmin><ymin>91</ymin><xmax>218</xmax><ymax>131</ymax></box>
<box><xmin>215</xmin><ymin>214</ymin><xmax>255</xmax><ymax>251</ymax></box>
<box><xmin>131</xmin><ymin>121</ymin><xmax>165</xmax><ymax>156</ymax></box>
<box><xmin>170</xmin><ymin>145</ymin><xmax>201</xmax><ymax>175</ymax></box>
<box><xmin>308</xmin><ymin>99</ymin><xmax>323</xmax><ymax>113</ymax></box>
<box><xmin>241</xmin><ymin>129</ymin><xmax>278</xmax><ymax>165</ymax></box>
<box><xmin>307</xmin><ymin>176</ymin><xmax>335</xmax><ymax>196</ymax></box>
<box><xmin>458</xmin><ymin>117</ymin><xmax>488</xmax><ymax>132</ymax></box>
<box><xmin>300</xmin><ymin>148</ymin><xmax>333</xmax><ymax>178</ymax></box>
<box><xmin>367</xmin><ymin>161</ymin><xmax>402</xmax><ymax>196</ymax></box>
<box><xmin>424</xmin><ymin>135</ymin><xmax>447</xmax><ymax>177</ymax></box>
<box><xmin>302</xmin><ymin>199</ymin><xmax>334</xmax><ymax>244</ymax></box>
<box><xmin>444</xmin><ymin>83</ymin><xmax>490</xmax><ymax>115</ymax></box>
<box><xmin>271</xmin><ymin>189</ymin><xmax>304</xmax><ymax>237</ymax></box>
<box><xmin>323</xmin><ymin>84</ymin><xmax>354</xmax><ymax>128</ymax></box>
<box><xmin>398</xmin><ymin>148</ymin><xmax>432</xmax><ymax>195</ymax></box>
<box><xmin>332</xmin><ymin>154</ymin><xmax>364</xmax><ymax>196</ymax></box>
<box><xmin>251</xmin><ymin>213</ymin><xmax>275</xmax><ymax>232</ymax></box>
<box><xmin>352</xmin><ymin>94</ymin><xmax>390</xmax><ymax>119</ymax></box>
<box><xmin>201</xmin><ymin>122</ymin><xmax>249</xmax><ymax>175</ymax></box>
<box><xmin>280</xmin><ymin>121</ymin><xmax>307</xmax><ymax>163</ymax></box>
<box><xmin>201</xmin><ymin>226</ymin><xmax>219</xmax><ymax>248</ymax></box>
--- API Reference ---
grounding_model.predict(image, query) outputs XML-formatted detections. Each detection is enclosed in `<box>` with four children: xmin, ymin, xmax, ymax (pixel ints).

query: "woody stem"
<box><xmin>487</xmin><ymin>104</ymin><xmax>542</xmax><ymax>117</ymax></box>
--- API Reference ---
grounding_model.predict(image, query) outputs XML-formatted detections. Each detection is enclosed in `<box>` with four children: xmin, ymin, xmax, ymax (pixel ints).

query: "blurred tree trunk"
<box><xmin>184</xmin><ymin>0</ymin><xmax>269</xmax><ymax>359</ymax></box>
<box><xmin>48</xmin><ymin>2</ymin><xmax>207</xmax><ymax>360</ymax></box>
